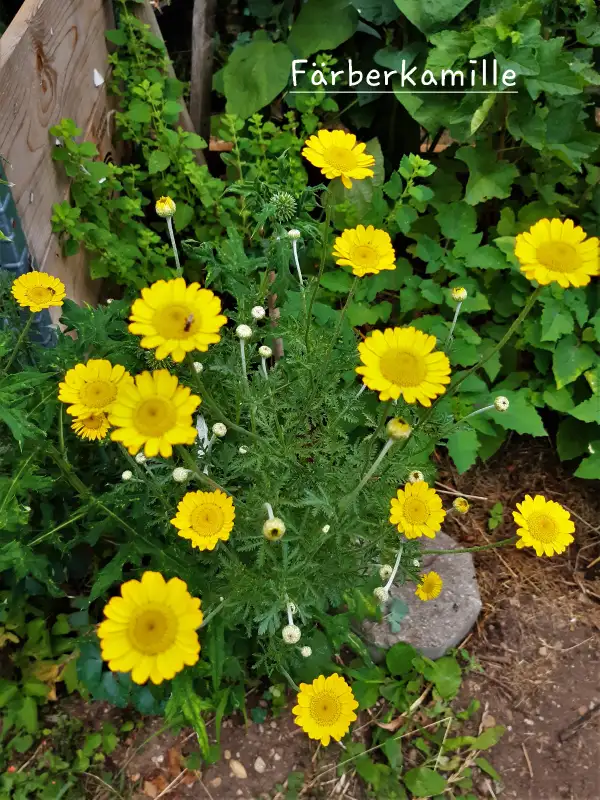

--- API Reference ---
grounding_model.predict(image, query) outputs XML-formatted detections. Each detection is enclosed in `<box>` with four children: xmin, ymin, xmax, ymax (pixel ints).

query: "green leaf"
<box><xmin>574</xmin><ymin>453</ymin><xmax>600</xmax><ymax>479</ymax></box>
<box><xmin>556</xmin><ymin>417</ymin><xmax>594</xmax><ymax>461</ymax></box>
<box><xmin>321</xmin><ymin>271</ymin><xmax>354</xmax><ymax>293</ymax></box>
<box><xmin>435</xmin><ymin>202</ymin><xmax>477</xmax><ymax>240</ymax></box>
<box><xmin>525</xmin><ymin>39</ymin><xmax>585</xmax><ymax>99</ymax></box>
<box><xmin>427</xmin><ymin>655</ymin><xmax>462</xmax><ymax>699</ymax></box>
<box><xmin>393</xmin><ymin>0</ymin><xmax>472</xmax><ymax>34</ymax></box>
<box><xmin>466</xmin><ymin>245</ymin><xmax>509</xmax><ymax>271</ymax></box>
<box><xmin>543</xmin><ymin>386</ymin><xmax>575</xmax><ymax>413</ymax></box>
<box><xmin>456</xmin><ymin>146</ymin><xmax>519</xmax><ymax>206</ymax></box>
<box><xmin>540</xmin><ymin>299</ymin><xmax>574</xmax><ymax>342</ymax></box>
<box><xmin>174</xmin><ymin>201</ymin><xmax>194</xmax><ymax>232</ymax></box>
<box><xmin>19</xmin><ymin>696</ymin><xmax>39</xmax><ymax>734</ymax></box>
<box><xmin>127</xmin><ymin>100</ymin><xmax>152</xmax><ymax>124</ymax></box>
<box><xmin>446</xmin><ymin>429</ymin><xmax>479</xmax><ymax>474</ymax></box>
<box><xmin>352</xmin><ymin>681</ymin><xmax>380</xmax><ymax>710</ymax></box>
<box><xmin>552</xmin><ymin>336</ymin><xmax>596</xmax><ymax>389</ymax></box>
<box><xmin>475</xmin><ymin>757</ymin><xmax>502</xmax><ymax>782</ymax></box>
<box><xmin>472</xmin><ymin>725</ymin><xmax>506</xmax><ymax>750</ymax></box>
<box><xmin>288</xmin><ymin>0</ymin><xmax>358</xmax><ymax>58</ymax></box>
<box><xmin>224</xmin><ymin>39</ymin><xmax>294</xmax><ymax>118</ymax></box>
<box><xmin>386</xmin><ymin>642</ymin><xmax>417</xmax><ymax>677</ymax></box>
<box><xmin>491</xmin><ymin>390</ymin><xmax>546</xmax><ymax>436</ymax></box>
<box><xmin>105</xmin><ymin>29</ymin><xmax>127</xmax><ymax>46</ymax></box>
<box><xmin>147</xmin><ymin>150</ymin><xmax>171</xmax><ymax>174</ymax></box>
<box><xmin>395</xmin><ymin>205</ymin><xmax>418</xmax><ymax>234</ymax></box>
<box><xmin>569</xmin><ymin>395</ymin><xmax>600</xmax><ymax>423</ymax></box>
<box><xmin>404</xmin><ymin>766</ymin><xmax>447</xmax><ymax>797</ymax></box>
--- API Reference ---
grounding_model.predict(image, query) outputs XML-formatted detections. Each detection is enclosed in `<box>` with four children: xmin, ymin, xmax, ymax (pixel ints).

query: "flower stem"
<box><xmin>426</xmin><ymin>537</ymin><xmax>517</xmax><ymax>555</ymax></box>
<box><xmin>384</xmin><ymin>545</ymin><xmax>404</xmax><ymax>591</ymax></box>
<box><xmin>29</xmin><ymin>507</ymin><xmax>90</xmax><ymax>547</ymax></box>
<box><xmin>280</xmin><ymin>666</ymin><xmax>300</xmax><ymax>692</ymax></box>
<box><xmin>239</xmin><ymin>339</ymin><xmax>248</xmax><ymax>384</ymax></box>
<box><xmin>2</xmin><ymin>312</ymin><xmax>34</xmax><ymax>375</ymax></box>
<box><xmin>348</xmin><ymin>437</ymin><xmax>395</xmax><ymax>498</ymax></box>
<box><xmin>200</xmin><ymin>600</ymin><xmax>225</xmax><ymax>629</ymax></box>
<box><xmin>292</xmin><ymin>239</ymin><xmax>304</xmax><ymax>287</ymax></box>
<box><xmin>176</xmin><ymin>445</ymin><xmax>234</xmax><ymax>498</ymax></box>
<box><xmin>166</xmin><ymin>217</ymin><xmax>181</xmax><ymax>274</ymax></box>
<box><xmin>444</xmin><ymin>301</ymin><xmax>462</xmax><ymax>349</ymax></box>
<box><xmin>304</xmin><ymin>194</ymin><xmax>332</xmax><ymax>351</ymax></box>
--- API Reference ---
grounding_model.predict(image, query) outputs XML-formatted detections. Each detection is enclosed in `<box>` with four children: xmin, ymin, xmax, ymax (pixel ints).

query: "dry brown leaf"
<box><xmin>167</xmin><ymin>748</ymin><xmax>182</xmax><ymax>779</ymax></box>
<box><xmin>143</xmin><ymin>775</ymin><xmax>168</xmax><ymax>798</ymax></box>
<box><xmin>375</xmin><ymin>716</ymin><xmax>405</xmax><ymax>732</ymax></box>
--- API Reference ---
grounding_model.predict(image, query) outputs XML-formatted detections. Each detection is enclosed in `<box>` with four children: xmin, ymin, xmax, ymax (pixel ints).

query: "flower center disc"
<box><xmin>325</xmin><ymin>146</ymin><xmax>358</xmax><ymax>172</ymax></box>
<box><xmin>154</xmin><ymin>304</ymin><xmax>199</xmax><ymax>339</ymax></box>
<box><xmin>81</xmin><ymin>414</ymin><xmax>105</xmax><ymax>430</ymax></box>
<box><xmin>134</xmin><ymin>397</ymin><xmax>177</xmax><ymax>436</ymax></box>
<box><xmin>536</xmin><ymin>242</ymin><xmax>579</xmax><ymax>273</ymax></box>
<box><xmin>527</xmin><ymin>513</ymin><xmax>557</xmax><ymax>543</ymax></box>
<box><xmin>191</xmin><ymin>503</ymin><xmax>225</xmax><ymax>538</ymax></box>
<box><xmin>310</xmin><ymin>692</ymin><xmax>342</xmax><ymax>726</ymax></box>
<box><xmin>80</xmin><ymin>380</ymin><xmax>117</xmax><ymax>409</ymax></box>
<box><xmin>27</xmin><ymin>287</ymin><xmax>54</xmax><ymax>304</ymax></box>
<box><xmin>380</xmin><ymin>350</ymin><xmax>426</xmax><ymax>387</ymax></box>
<box><xmin>129</xmin><ymin>608</ymin><xmax>177</xmax><ymax>655</ymax></box>
<box><xmin>351</xmin><ymin>244</ymin><xmax>378</xmax><ymax>269</ymax></box>
<box><xmin>404</xmin><ymin>497</ymin><xmax>430</xmax><ymax>525</ymax></box>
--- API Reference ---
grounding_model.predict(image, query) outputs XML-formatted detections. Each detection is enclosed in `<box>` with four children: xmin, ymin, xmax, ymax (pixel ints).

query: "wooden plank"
<box><xmin>0</xmin><ymin>0</ymin><xmax>116</xmax><ymax>311</ymax></box>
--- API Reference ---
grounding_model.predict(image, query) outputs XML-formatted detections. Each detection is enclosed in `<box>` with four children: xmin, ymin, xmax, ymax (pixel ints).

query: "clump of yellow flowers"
<box><xmin>7</xmin><ymin>125</ymin><xmax>594</xmax><ymax>749</ymax></box>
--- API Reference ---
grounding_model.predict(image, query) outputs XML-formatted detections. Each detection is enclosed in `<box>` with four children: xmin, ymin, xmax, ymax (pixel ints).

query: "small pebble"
<box><xmin>224</xmin><ymin>750</ymin><xmax>231</xmax><ymax>760</ymax></box>
<box><xmin>524</xmin><ymin>719</ymin><xmax>534</xmax><ymax>726</ymax></box>
<box><xmin>230</xmin><ymin>759</ymin><xmax>248</xmax><ymax>780</ymax></box>
<box><xmin>254</xmin><ymin>756</ymin><xmax>266</xmax><ymax>774</ymax></box>
<box><xmin>538</xmin><ymin>646</ymin><xmax>547</xmax><ymax>656</ymax></box>
<box><xmin>209</xmin><ymin>777</ymin><xmax>222</xmax><ymax>788</ymax></box>
<box><xmin>270</xmin><ymin>721</ymin><xmax>277</xmax><ymax>729</ymax></box>
<box><xmin>273</xmin><ymin>752</ymin><xmax>281</xmax><ymax>761</ymax></box>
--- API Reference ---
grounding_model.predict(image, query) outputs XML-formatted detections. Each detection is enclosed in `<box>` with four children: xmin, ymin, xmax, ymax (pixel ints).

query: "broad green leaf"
<box><xmin>224</xmin><ymin>39</ymin><xmax>293</xmax><ymax>118</ymax></box>
<box><xmin>540</xmin><ymin>299</ymin><xmax>574</xmax><ymax>342</ymax></box>
<box><xmin>475</xmin><ymin>757</ymin><xmax>501</xmax><ymax>782</ymax></box>
<box><xmin>426</xmin><ymin>30</ymin><xmax>471</xmax><ymax>72</ymax></box>
<box><xmin>393</xmin><ymin>0</ymin><xmax>472</xmax><ymax>34</ymax></box>
<box><xmin>105</xmin><ymin>29</ymin><xmax>127</xmax><ymax>46</ymax></box>
<box><xmin>404</xmin><ymin>766</ymin><xmax>447</xmax><ymax>797</ymax></box>
<box><xmin>435</xmin><ymin>202</ymin><xmax>477</xmax><ymax>240</ymax></box>
<box><xmin>386</xmin><ymin>642</ymin><xmax>417</xmax><ymax>677</ymax></box>
<box><xmin>470</xmin><ymin>94</ymin><xmax>497</xmax><ymax>135</ymax></box>
<box><xmin>569</xmin><ymin>395</ymin><xmax>600</xmax><ymax>424</ymax></box>
<box><xmin>174</xmin><ymin>202</ymin><xmax>194</xmax><ymax>232</ymax></box>
<box><xmin>147</xmin><ymin>150</ymin><xmax>171</xmax><ymax>174</ymax></box>
<box><xmin>556</xmin><ymin>417</ymin><xmax>595</xmax><ymax>461</ymax></box>
<box><xmin>466</xmin><ymin>245</ymin><xmax>509</xmax><ymax>271</ymax></box>
<box><xmin>321</xmin><ymin>271</ymin><xmax>354</xmax><ymax>293</ymax></box>
<box><xmin>456</xmin><ymin>146</ymin><xmax>519</xmax><ymax>206</ymax></box>
<box><xmin>19</xmin><ymin>696</ymin><xmax>38</xmax><ymax>734</ymax></box>
<box><xmin>543</xmin><ymin>386</ymin><xmax>575</xmax><ymax>413</ymax></box>
<box><xmin>351</xmin><ymin>0</ymin><xmax>400</xmax><ymax>25</ymax></box>
<box><xmin>472</xmin><ymin>725</ymin><xmax>506</xmax><ymax>750</ymax></box>
<box><xmin>446</xmin><ymin>429</ymin><xmax>479</xmax><ymax>474</ymax></box>
<box><xmin>352</xmin><ymin>681</ymin><xmax>380</xmax><ymax>710</ymax></box>
<box><xmin>288</xmin><ymin>0</ymin><xmax>358</xmax><ymax>58</ymax></box>
<box><xmin>127</xmin><ymin>100</ymin><xmax>151</xmax><ymax>124</ymax></box>
<box><xmin>552</xmin><ymin>336</ymin><xmax>596</xmax><ymax>389</ymax></box>
<box><xmin>574</xmin><ymin>453</ymin><xmax>600</xmax><ymax>479</ymax></box>
<box><xmin>525</xmin><ymin>39</ymin><xmax>585</xmax><ymax>99</ymax></box>
<box><xmin>426</xmin><ymin>655</ymin><xmax>462</xmax><ymax>699</ymax></box>
<box><xmin>491</xmin><ymin>390</ymin><xmax>546</xmax><ymax>436</ymax></box>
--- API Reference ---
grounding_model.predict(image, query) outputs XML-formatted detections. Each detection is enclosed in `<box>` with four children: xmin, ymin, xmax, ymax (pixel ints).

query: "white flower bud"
<box><xmin>258</xmin><ymin>345</ymin><xmax>273</xmax><ymax>358</ymax></box>
<box><xmin>238</xmin><ymin>446</ymin><xmax>248</xmax><ymax>454</ymax></box>
<box><xmin>379</xmin><ymin>564</ymin><xmax>393</xmax><ymax>581</ymax></box>
<box><xmin>386</xmin><ymin>418</ymin><xmax>412</xmax><ymax>440</ymax></box>
<box><xmin>251</xmin><ymin>306</ymin><xmax>266</xmax><ymax>320</ymax></box>
<box><xmin>287</xmin><ymin>229</ymin><xmax>301</xmax><ymax>240</ymax></box>
<box><xmin>589</xmin><ymin>443</ymin><xmax>596</xmax><ymax>455</ymax></box>
<box><xmin>373</xmin><ymin>586</ymin><xmax>389</xmax><ymax>604</ymax></box>
<box><xmin>408</xmin><ymin>470</ymin><xmax>424</xmax><ymax>484</ymax></box>
<box><xmin>106</xmin><ymin>298</ymin><xmax>114</xmax><ymax>304</ymax></box>
<box><xmin>413</xmin><ymin>559</ymin><xmax>420</xmax><ymax>567</ymax></box>
<box><xmin>322</xmin><ymin>524</ymin><xmax>331</xmax><ymax>534</ymax></box>
<box><xmin>236</xmin><ymin>324</ymin><xmax>253</xmax><ymax>340</ymax></box>
<box><xmin>172</xmin><ymin>467</ymin><xmax>191</xmax><ymax>483</ymax></box>
<box><xmin>300</xmin><ymin>646</ymin><xmax>312</xmax><ymax>658</ymax></box>
<box><xmin>212</xmin><ymin>422</ymin><xmax>227</xmax><ymax>438</ymax></box>
<box><xmin>451</xmin><ymin>286</ymin><xmax>468</xmax><ymax>302</ymax></box>
<box><xmin>135</xmin><ymin>452</ymin><xmax>147</xmax><ymax>464</ymax></box>
<box><xmin>121</xmin><ymin>470</ymin><xmax>133</xmax><ymax>481</ymax></box>
<box><xmin>155</xmin><ymin>196</ymin><xmax>176</xmax><ymax>218</ymax></box>
<box><xmin>263</xmin><ymin>518</ymin><xmax>286</xmax><ymax>541</ymax></box>
<box><xmin>282</xmin><ymin>624</ymin><xmax>301</xmax><ymax>644</ymax></box>
<box><xmin>494</xmin><ymin>396</ymin><xmax>509</xmax><ymax>412</ymax></box>
<box><xmin>192</xmin><ymin>361</ymin><xmax>203</xmax><ymax>374</ymax></box>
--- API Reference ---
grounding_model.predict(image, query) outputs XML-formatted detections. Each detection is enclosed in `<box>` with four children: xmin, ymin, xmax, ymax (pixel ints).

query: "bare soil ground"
<box><xmin>79</xmin><ymin>440</ymin><xmax>600</xmax><ymax>799</ymax></box>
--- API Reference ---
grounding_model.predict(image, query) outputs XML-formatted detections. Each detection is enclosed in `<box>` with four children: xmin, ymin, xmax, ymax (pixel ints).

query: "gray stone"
<box><xmin>362</xmin><ymin>532</ymin><xmax>482</xmax><ymax>660</ymax></box>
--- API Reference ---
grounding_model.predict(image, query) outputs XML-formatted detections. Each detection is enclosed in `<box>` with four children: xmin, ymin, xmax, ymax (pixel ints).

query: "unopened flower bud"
<box><xmin>121</xmin><ymin>470</ymin><xmax>133</xmax><ymax>481</ymax></box>
<box><xmin>155</xmin><ymin>196</ymin><xmax>176</xmax><ymax>218</ymax></box>
<box><xmin>263</xmin><ymin>518</ymin><xmax>286</xmax><ymax>541</ymax></box>
<box><xmin>172</xmin><ymin>467</ymin><xmax>190</xmax><ymax>483</ymax></box>
<box><xmin>212</xmin><ymin>422</ymin><xmax>227</xmax><ymax>438</ymax></box>
<box><xmin>453</xmin><ymin>497</ymin><xmax>470</xmax><ymax>514</ymax></box>
<box><xmin>386</xmin><ymin>418</ymin><xmax>412</xmax><ymax>440</ymax></box>
<box><xmin>322</xmin><ymin>524</ymin><xmax>331</xmax><ymax>534</ymax></box>
<box><xmin>379</xmin><ymin>564</ymin><xmax>393</xmax><ymax>581</ymax></box>
<box><xmin>300</xmin><ymin>646</ymin><xmax>312</xmax><ymax>658</ymax></box>
<box><xmin>282</xmin><ymin>624</ymin><xmax>301</xmax><ymax>644</ymax></box>
<box><xmin>408</xmin><ymin>470</ymin><xmax>424</xmax><ymax>484</ymax></box>
<box><xmin>270</xmin><ymin>191</ymin><xmax>297</xmax><ymax>222</ymax></box>
<box><xmin>494</xmin><ymin>396</ymin><xmax>509</xmax><ymax>412</ymax></box>
<box><xmin>236</xmin><ymin>324</ymin><xmax>252</xmax><ymax>340</ymax></box>
<box><xmin>106</xmin><ymin>298</ymin><xmax>114</xmax><ymax>304</ymax></box>
<box><xmin>287</xmin><ymin>229</ymin><xmax>301</xmax><ymax>241</ymax></box>
<box><xmin>192</xmin><ymin>361</ymin><xmax>203</xmax><ymax>374</ymax></box>
<box><xmin>258</xmin><ymin>345</ymin><xmax>273</xmax><ymax>358</ymax></box>
<box><xmin>251</xmin><ymin>306</ymin><xmax>266</xmax><ymax>320</ymax></box>
<box><xmin>451</xmin><ymin>286</ymin><xmax>468</xmax><ymax>302</ymax></box>
<box><xmin>135</xmin><ymin>452</ymin><xmax>147</xmax><ymax>464</ymax></box>
<box><xmin>373</xmin><ymin>586</ymin><xmax>389</xmax><ymax>604</ymax></box>
<box><xmin>239</xmin><ymin>446</ymin><xmax>248</xmax><ymax>454</ymax></box>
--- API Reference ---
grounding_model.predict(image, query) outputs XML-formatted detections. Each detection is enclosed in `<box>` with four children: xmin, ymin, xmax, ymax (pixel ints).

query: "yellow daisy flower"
<box><xmin>71</xmin><ymin>411</ymin><xmax>110</xmax><ymax>441</ymax></box>
<box><xmin>514</xmin><ymin>218</ymin><xmax>599</xmax><ymax>288</ymax></box>
<box><xmin>97</xmin><ymin>571</ymin><xmax>203</xmax><ymax>685</ymax></box>
<box><xmin>302</xmin><ymin>129</ymin><xmax>375</xmax><ymax>190</ymax></box>
<box><xmin>171</xmin><ymin>489</ymin><xmax>235</xmax><ymax>551</ymax></box>
<box><xmin>11</xmin><ymin>271</ymin><xmax>66</xmax><ymax>312</ymax></box>
<box><xmin>415</xmin><ymin>571</ymin><xmax>443</xmax><ymax>601</ymax></box>
<box><xmin>356</xmin><ymin>327</ymin><xmax>451</xmax><ymax>405</ymax></box>
<box><xmin>333</xmin><ymin>225</ymin><xmax>396</xmax><ymax>277</ymax></box>
<box><xmin>58</xmin><ymin>360</ymin><xmax>134</xmax><ymax>418</ymax></box>
<box><xmin>129</xmin><ymin>278</ymin><xmax>227</xmax><ymax>363</ymax></box>
<box><xmin>109</xmin><ymin>370</ymin><xmax>200</xmax><ymax>458</ymax></box>
<box><xmin>292</xmin><ymin>674</ymin><xmax>358</xmax><ymax>746</ymax></box>
<box><xmin>512</xmin><ymin>494</ymin><xmax>575</xmax><ymax>557</ymax></box>
<box><xmin>389</xmin><ymin>481</ymin><xmax>446</xmax><ymax>539</ymax></box>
